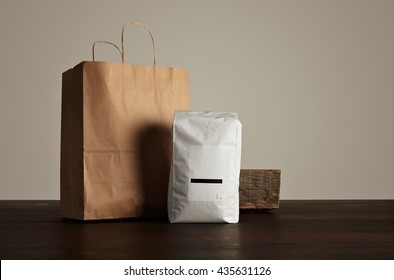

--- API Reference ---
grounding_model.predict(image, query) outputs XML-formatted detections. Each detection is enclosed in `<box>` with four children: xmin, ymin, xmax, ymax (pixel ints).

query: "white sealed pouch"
<box><xmin>168</xmin><ymin>111</ymin><xmax>242</xmax><ymax>223</ymax></box>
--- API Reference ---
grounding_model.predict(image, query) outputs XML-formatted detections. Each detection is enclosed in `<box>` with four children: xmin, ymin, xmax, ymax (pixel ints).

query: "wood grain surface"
<box><xmin>0</xmin><ymin>200</ymin><xmax>393</xmax><ymax>259</ymax></box>
<box><xmin>239</xmin><ymin>169</ymin><xmax>280</xmax><ymax>209</ymax></box>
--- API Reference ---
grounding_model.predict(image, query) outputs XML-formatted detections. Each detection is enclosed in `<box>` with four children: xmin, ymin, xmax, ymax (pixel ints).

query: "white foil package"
<box><xmin>168</xmin><ymin>111</ymin><xmax>242</xmax><ymax>223</ymax></box>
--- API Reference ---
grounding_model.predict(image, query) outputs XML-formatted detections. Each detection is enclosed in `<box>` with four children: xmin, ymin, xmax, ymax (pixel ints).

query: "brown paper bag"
<box><xmin>60</xmin><ymin>22</ymin><xmax>190</xmax><ymax>220</ymax></box>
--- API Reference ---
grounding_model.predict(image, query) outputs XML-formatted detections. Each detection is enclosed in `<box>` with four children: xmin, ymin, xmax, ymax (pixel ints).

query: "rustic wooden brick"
<box><xmin>239</xmin><ymin>169</ymin><xmax>281</xmax><ymax>209</ymax></box>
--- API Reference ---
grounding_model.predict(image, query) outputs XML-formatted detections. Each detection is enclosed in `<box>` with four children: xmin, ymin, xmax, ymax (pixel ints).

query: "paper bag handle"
<box><xmin>92</xmin><ymin>41</ymin><xmax>122</xmax><ymax>61</ymax></box>
<box><xmin>121</xmin><ymin>21</ymin><xmax>156</xmax><ymax>65</ymax></box>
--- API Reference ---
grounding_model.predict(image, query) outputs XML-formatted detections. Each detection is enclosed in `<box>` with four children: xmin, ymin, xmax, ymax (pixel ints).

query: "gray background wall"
<box><xmin>1</xmin><ymin>0</ymin><xmax>393</xmax><ymax>199</ymax></box>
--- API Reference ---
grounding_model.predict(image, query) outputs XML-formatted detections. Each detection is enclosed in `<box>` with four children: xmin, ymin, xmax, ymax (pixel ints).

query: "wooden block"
<box><xmin>239</xmin><ymin>169</ymin><xmax>281</xmax><ymax>209</ymax></box>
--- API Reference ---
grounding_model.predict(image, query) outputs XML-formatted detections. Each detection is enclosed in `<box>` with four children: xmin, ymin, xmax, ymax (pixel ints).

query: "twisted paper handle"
<box><xmin>92</xmin><ymin>40</ymin><xmax>122</xmax><ymax>61</ymax></box>
<box><xmin>121</xmin><ymin>21</ymin><xmax>156</xmax><ymax>65</ymax></box>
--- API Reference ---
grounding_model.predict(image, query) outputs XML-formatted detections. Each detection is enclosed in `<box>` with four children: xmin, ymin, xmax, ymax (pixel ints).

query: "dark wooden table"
<box><xmin>0</xmin><ymin>200</ymin><xmax>393</xmax><ymax>259</ymax></box>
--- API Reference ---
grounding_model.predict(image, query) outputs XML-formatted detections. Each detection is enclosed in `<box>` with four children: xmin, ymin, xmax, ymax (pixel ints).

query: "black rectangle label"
<box><xmin>190</xmin><ymin>178</ymin><xmax>223</xmax><ymax>184</ymax></box>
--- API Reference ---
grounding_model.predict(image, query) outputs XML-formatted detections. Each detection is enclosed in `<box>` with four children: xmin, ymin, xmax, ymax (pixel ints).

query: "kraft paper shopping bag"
<box><xmin>61</xmin><ymin>22</ymin><xmax>190</xmax><ymax>220</ymax></box>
